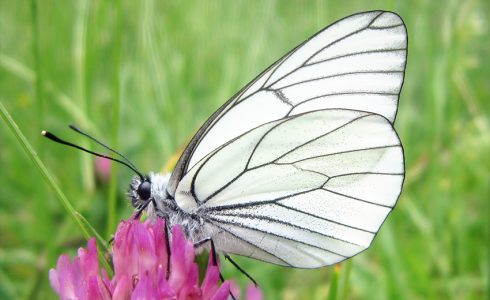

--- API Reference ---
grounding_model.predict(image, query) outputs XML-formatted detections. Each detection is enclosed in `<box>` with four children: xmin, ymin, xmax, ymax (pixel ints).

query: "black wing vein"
<box><xmin>206</xmin><ymin>216</ymin><xmax>351</xmax><ymax>257</ymax></box>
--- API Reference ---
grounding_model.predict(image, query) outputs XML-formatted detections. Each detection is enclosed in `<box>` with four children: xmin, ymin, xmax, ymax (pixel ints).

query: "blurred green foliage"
<box><xmin>0</xmin><ymin>1</ymin><xmax>488</xmax><ymax>299</ymax></box>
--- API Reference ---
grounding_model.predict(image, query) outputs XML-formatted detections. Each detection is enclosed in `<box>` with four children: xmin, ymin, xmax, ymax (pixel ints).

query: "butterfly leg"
<box><xmin>133</xmin><ymin>198</ymin><xmax>155</xmax><ymax>219</ymax></box>
<box><xmin>133</xmin><ymin>205</ymin><xmax>172</xmax><ymax>278</ymax></box>
<box><xmin>193</xmin><ymin>238</ymin><xmax>223</xmax><ymax>278</ymax></box>
<box><xmin>224</xmin><ymin>254</ymin><xmax>258</xmax><ymax>287</ymax></box>
<box><xmin>194</xmin><ymin>238</ymin><xmax>258</xmax><ymax>286</ymax></box>
<box><xmin>194</xmin><ymin>238</ymin><xmax>237</xmax><ymax>300</ymax></box>
<box><xmin>164</xmin><ymin>218</ymin><xmax>171</xmax><ymax>279</ymax></box>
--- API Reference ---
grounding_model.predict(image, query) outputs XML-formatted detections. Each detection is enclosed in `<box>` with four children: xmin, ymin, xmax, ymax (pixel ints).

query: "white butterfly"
<box><xmin>129</xmin><ymin>10</ymin><xmax>407</xmax><ymax>268</ymax></box>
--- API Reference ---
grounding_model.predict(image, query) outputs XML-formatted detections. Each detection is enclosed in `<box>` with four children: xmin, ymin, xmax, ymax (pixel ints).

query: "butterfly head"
<box><xmin>129</xmin><ymin>173</ymin><xmax>171</xmax><ymax>211</ymax></box>
<box><xmin>137</xmin><ymin>178</ymin><xmax>152</xmax><ymax>201</ymax></box>
<box><xmin>129</xmin><ymin>175</ymin><xmax>151</xmax><ymax>208</ymax></box>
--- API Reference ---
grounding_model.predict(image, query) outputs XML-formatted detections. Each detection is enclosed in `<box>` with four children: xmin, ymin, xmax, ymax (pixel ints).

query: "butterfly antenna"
<box><xmin>68</xmin><ymin>125</ymin><xmax>139</xmax><ymax>171</ymax></box>
<box><xmin>41</xmin><ymin>129</ymin><xmax>145</xmax><ymax>180</ymax></box>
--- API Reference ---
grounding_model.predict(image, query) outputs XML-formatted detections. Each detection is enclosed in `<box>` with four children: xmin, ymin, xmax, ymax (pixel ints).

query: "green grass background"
<box><xmin>0</xmin><ymin>0</ymin><xmax>488</xmax><ymax>299</ymax></box>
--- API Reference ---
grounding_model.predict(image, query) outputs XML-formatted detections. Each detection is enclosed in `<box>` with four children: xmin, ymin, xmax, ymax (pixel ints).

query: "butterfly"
<box><xmin>129</xmin><ymin>10</ymin><xmax>407</xmax><ymax>268</ymax></box>
<box><xmin>45</xmin><ymin>10</ymin><xmax>407</xmax><ymax>269</ymax></box>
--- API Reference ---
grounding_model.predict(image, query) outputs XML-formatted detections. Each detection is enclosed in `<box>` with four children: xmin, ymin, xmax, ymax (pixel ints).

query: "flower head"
<box><xmin>49</xmin><ymin>217</ymin><xmax>260</xmax><ymax>299</ymax></box>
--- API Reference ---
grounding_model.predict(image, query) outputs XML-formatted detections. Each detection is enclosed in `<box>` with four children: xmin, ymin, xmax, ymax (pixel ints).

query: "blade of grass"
<box><xmin>0</xmin><ymin>101</ymin><xmax>109</xmax><ymax>258</ymax></box>
<box><xmin>0</xmin><ymin>100</ymin><xmax>114</xmax><ymax>277</ymax></box>
<box><xmin>74</xmin><ymin>0</ymin><xmax>94</xmax><ymax>194</ymax></box>
<box><xmin>0</xmin><ymin>101</ymin><xmax>87</xmax><ymax>236</ymax></box>
<box><xmin>339</xmin><ymin>260</ymin><xmax>352</xmax><ymax>300</ymax></box>
<box><xmin>30</xmin><ymin>0</ymin><xmax>44</xmax><ymax>155</ymax></box>
<box><xmin>76</xmin><ymin>212</ymin><xmax>113</xmax><ymax>276</ymax></box>
<box><xmin>76</xmin><ymin>212</ymin><xmax>109</xmax><ymax>253</ymax></box>
<box><xmin>107</xmin><ymin>0</ymin><xmax>122</xmax><ymax>237</ymax></box>
<box><xmin>327</xmin><ymin>264</ymin><xmax>341</xmax><ymax>300</ymax></box>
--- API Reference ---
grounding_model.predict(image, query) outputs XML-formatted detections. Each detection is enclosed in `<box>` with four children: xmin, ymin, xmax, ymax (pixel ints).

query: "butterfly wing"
<box><xmin>169</xmin><ymin>11</ymin><xmax>407</xmax><ymax>267</ymax></box>
<box><xmin>167</xmin><ymin>10</ymin><xmax>407</xmax><ymax>195</ymax></box>
<box><xmin>174</xmin><ymin>109</ymin><xmax>404</xmax><ymax>267</ymax></box>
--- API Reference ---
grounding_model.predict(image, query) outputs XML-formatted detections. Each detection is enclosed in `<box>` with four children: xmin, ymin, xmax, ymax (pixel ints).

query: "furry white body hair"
<box><xmin>129</xmin><ymin>173</ymin><xmax>217</xmax><ymax>248</ymax></box>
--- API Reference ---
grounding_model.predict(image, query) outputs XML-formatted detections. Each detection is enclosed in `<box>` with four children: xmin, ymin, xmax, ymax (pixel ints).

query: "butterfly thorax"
<box><xmin>128</xmin><ymin>173</ymin><xmax>207</xmax><ymax>242</ymax></box>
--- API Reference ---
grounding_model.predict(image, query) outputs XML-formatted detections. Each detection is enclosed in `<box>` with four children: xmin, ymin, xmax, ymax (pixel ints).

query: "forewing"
<box><xmin>175</xmin><ymin>109</ymin><xmax>404</xmax><ymax>267</ymax></box>
<box><xmin>167</xmin><ymin>11</ymin><xmax>407</xmax><ymax>195</ymax></box>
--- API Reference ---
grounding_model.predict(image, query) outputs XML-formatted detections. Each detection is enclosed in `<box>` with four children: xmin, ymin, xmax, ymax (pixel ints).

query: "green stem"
<box><xmin>339</xmin><ymin>260</ymin><xmax>352</xmax><ymax>300</ymax></box>
<box><xmin>76</xmin><ymin>213</ymin><xmax>113</xmax><ymax>276</ymax></box>
<box><xmin>327</xmin><ymin>264</ymin><xmax>340</xmax><ymax>300</ymax></box>
<box><xmin>74</xmin><ymin>0</ymin><xmax>94</xmax><ymax>194</ymax></box>
<box><xmin>0</xmin><ymin>100</ymin><xmax>114</xmax><ymax>276</ymax></box>
<box><xmin>0</xmin><ymin>101</ymin><xmax>90</xmax><ymax>238</ymax></box>
<box><xmin>107</xmin><ymin>0</ymin><xmax>122</xmax><ymax>237</ymax></box>
<box><xmin>30</xmin><ymin>0</ymin><xmax>44</xmax><ymax>155</ymax></box>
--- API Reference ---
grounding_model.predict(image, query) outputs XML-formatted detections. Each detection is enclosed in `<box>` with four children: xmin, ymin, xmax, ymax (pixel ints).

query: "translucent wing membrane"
<box><xmin>175</xmin><ymin>109</ymin><xmax>404</xmax><ymax>267</ymax></box>
<box><xmin>168</xmin><ymin>10</ymin><xmax>407</xmax><ymax>267</ymax></box>
<box><xmin>167</xmin><ymin>11</ymin><xmax>407</xmax><ymax>194</ymax></box>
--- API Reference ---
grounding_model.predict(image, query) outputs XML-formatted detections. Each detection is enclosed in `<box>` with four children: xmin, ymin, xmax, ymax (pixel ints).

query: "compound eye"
<box><xmin>137</xmin><ymin>180</ymin><xmax>152</xmax><ymax>200</ymax></box>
